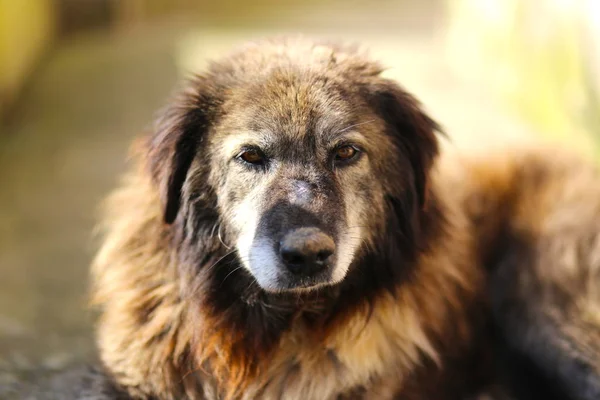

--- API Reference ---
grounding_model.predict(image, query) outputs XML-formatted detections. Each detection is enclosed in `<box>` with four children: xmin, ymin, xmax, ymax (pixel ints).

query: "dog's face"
<box><xmin>209</xmin><ymin>79</ymin><xmax>379</xmax><ymax>291</ymax></box>
<box><xmin>149</xmin><ymin>40</ymin><xmax>439</xmax><ymax>293</ymax></box>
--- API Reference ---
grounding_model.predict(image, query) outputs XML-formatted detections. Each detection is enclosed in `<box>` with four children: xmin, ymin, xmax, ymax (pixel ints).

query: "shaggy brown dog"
<box><xmin>90</xmin><ymin>37</ymin><xmax>600</xmax><ymax>399</ymax></box>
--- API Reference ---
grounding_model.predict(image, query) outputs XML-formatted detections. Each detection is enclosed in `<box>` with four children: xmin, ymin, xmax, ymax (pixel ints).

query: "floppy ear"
<box><xmin>148</xmin><ymin>79</ymin><xmax>217</xmax><ymax>224</ymax></box>
<box><xmin>369</xmin><ymin>79</ymin><xmax>441</xmax><ymax>209</ymax></box>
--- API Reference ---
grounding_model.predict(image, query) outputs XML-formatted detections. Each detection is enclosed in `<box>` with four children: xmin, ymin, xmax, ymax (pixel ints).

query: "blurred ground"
<box><xmin>0</xmin><ymin>0</ymin><xmax>553</xmax><ymax>394</ymax></box>
<box><xmin>0</xmin><ymin>24</ymin><xmax>184</xmax><ymax>389</ymax></box>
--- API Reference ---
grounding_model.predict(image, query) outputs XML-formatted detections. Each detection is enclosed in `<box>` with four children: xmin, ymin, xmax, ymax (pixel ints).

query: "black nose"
<box><xmin>279</xmin><ymin>228</ymin><xmax>335</xmax><ymax>275</ymax></box>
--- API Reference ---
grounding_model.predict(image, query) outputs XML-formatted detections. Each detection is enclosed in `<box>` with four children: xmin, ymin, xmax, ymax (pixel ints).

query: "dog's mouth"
<box><xmin>272</xmin><ymin>270</ymin><xmax>335</xmax><ymax>292</ymax></box>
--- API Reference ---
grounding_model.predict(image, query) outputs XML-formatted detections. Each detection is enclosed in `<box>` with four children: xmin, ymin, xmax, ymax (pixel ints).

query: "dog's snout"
<box><xmin>279</xmin><ymin>228</ymin><xmax>335</xmax><ymax>275</ymax></box>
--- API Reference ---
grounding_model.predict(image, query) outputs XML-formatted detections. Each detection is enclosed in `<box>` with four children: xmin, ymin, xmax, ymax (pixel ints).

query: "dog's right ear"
<box><xmin>148</xmin><ymin>78</ymin><xmax>218</xmax><ymax>224</ymax></box>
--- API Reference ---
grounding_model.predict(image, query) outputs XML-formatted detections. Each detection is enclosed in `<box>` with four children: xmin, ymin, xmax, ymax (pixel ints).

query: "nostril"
<box><xmin>282</xmin><ymin>250</ymin><xmax>305</xmax><ymax>266</ymax></box>
<box><xmin>316</xmin><ymin>250</ymin><xmax>333</xmax><ymax>263</ymax></box>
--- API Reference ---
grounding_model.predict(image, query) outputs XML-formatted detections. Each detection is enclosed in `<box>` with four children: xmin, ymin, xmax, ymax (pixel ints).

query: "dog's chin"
<box><xmin>249</xmin><ymin>265</ymin><xmax>347</xmax><ymax>294</ymax></box>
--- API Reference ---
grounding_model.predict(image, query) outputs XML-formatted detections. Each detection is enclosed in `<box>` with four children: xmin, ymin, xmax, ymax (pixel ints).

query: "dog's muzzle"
<box><xmin>244</xmin><ymin>199</ymin><xmax>341</xmax><ymax>291</ymax></box>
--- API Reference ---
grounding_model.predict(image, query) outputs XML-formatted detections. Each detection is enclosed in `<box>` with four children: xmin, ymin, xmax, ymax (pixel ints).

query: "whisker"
<box><xmin>209</xmin><ymin>222</ymin><xmax>219</xmax><ymax>239</ymax></box>
<box><xmin>187</xmin><ymin>250</ymin><xmax>238</xmax><ymax>298</ymax></box>
<box><xmin>244</xmin><ymin>279</ymin><xmax>259</xmax><ymax>294</ymax></box>
<box><xmin>217</xmin><ymin>224</ymin><xmax>232</xmax><ymax>249</ymax></box>
<box><xmin>205</xmin><ymin>249</ymin><xmax>238</xmax><ymax>273</ymax></box>
<box><xmin>220</xmin><ymin>265</ymin><xmax>246</xmax><ymax>287</ymax></box>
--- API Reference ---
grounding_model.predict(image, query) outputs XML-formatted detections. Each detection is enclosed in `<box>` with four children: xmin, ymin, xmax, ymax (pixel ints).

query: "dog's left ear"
<box><xmin>148</xmin><ymin>78</ymin><xmax>219</xmax><ymax>224</ymax></box>
<box><xmin>367</xmin><ymin>79</ymin><xmax>441</xmax><ymax>208</ymax></box>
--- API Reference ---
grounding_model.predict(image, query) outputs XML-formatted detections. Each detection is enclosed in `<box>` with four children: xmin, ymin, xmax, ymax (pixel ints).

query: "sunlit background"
<box><xmin>0</xmin><ymin>0</ymin><xmax>598</xmax><ymax>394</ymax></box>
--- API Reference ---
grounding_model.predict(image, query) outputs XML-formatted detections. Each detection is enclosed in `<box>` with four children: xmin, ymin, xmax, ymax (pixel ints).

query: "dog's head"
<box><xmin>148</xmin><ymin>38</ymin><xmax>440</xmax><ymax>292</ymax></box>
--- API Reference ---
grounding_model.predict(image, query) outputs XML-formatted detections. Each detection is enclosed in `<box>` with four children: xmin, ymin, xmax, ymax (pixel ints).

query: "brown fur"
<box><xmin>90</xmin><ymin>37</ymin><xmax>600</xmax><ymax>399</ymax></box>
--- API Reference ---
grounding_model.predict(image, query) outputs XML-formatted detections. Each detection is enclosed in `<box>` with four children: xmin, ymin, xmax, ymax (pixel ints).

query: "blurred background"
<box><xmin>0</xmin><ymin>0</ymin><xmax>598</xmax><ymax>395</ymax></box>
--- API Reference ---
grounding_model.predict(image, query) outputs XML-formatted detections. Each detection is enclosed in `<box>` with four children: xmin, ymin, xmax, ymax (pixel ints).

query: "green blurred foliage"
<box><xmin>446</xmin><ymin>0</ymin><xmax>600</xmax><ymax>158</ymax></box>
<box><xmin>0</xmin><ymin>0</ymin><xmax>56</xmax><ymax>124</ymax></box>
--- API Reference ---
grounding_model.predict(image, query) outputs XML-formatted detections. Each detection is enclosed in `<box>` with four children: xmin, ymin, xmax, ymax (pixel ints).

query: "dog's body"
<box><xmin>89</xmin><ymin>37</ymin><xmax>600</xmax><ymax>400</ymax></box>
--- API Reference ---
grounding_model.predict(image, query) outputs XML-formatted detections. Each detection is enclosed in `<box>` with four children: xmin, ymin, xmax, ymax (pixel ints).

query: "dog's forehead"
<box><xmin>222</xmin><ymin>68</ymin><xmax>357</xmax><ymax>144</ymax></box>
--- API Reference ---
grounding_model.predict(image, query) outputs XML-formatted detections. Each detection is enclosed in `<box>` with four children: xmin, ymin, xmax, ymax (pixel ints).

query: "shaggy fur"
<box><xmin>90</xmin><ymin>37</ymin><xmax>600</xmax><ymax>400</ymax></box>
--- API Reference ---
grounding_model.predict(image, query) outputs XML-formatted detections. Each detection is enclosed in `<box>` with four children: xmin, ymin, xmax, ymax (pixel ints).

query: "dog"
<box><xmin>87</xmin><ymin>37</ymin><xmax>600</xmax><ymax>399</ymax></box>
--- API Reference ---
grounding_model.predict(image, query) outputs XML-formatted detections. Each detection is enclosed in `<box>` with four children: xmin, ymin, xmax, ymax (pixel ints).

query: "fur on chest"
<box><xmin>234</xmin><ymin>293</ymin><xmax>439</xmax><ymax>400</ymax></box>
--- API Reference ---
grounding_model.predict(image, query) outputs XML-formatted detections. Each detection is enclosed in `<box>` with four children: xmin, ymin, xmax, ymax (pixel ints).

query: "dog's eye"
<box><xmin>238</xmin><ymin>149</ymin><xmax>265</xmax><ymax>165</ymax></box>
<box><xmin>334</xmin><ymin>145</ymin><xmax>359</xmax><ymax>162</ymax></box>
